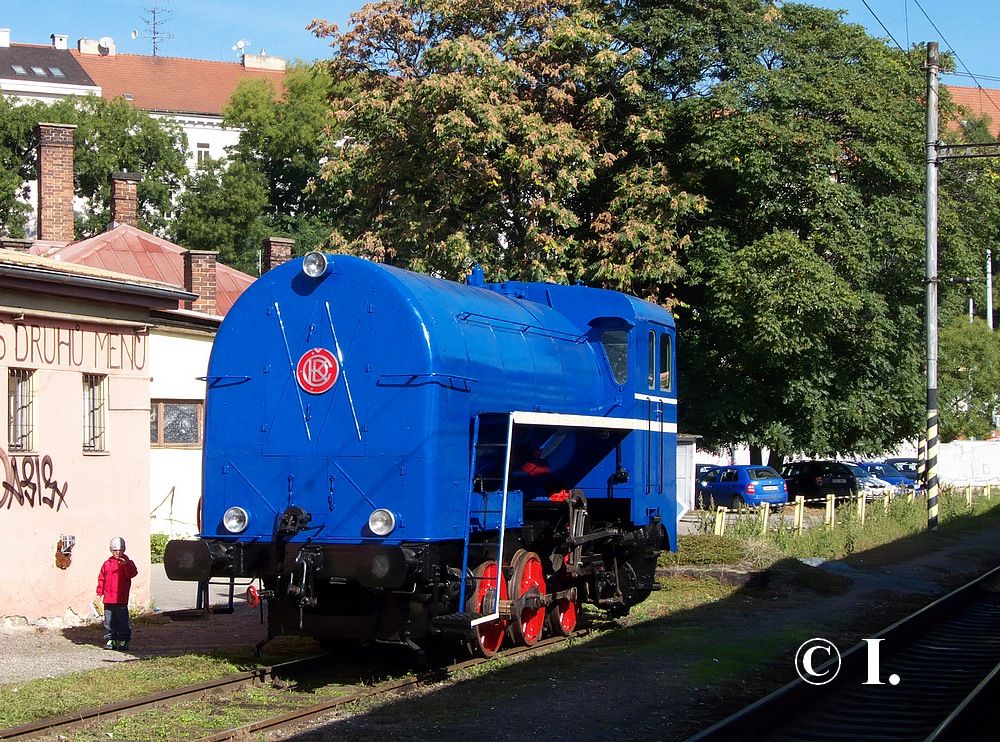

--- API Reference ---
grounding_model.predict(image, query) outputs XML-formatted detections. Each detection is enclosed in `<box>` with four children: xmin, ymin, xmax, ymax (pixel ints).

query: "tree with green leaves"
<box><xmin>938</xmin><ymin>318</ymin><xmax>1000</xmax><ymax>441</ymax></box>
<box><xmin>671</xmin><ymin>4</ymin><xmax>936</xmax><ymax>462</ymax></box>
<box><xmin>222</xmin><ymin>62</ymin><xmax>341</xmax><ymax>254</ymax></box>
<box><xmin>308</xmin><ymin>0</ymin><xmax>701</xmax><ymax>297</ymax></box>
<box><xmin>171</xmin><ymin>158</ymin><xmax>270</xmax><ymax>275</ymax></box>
<box><xmin>0</xmin><ymin>94</ymin><xmax>188</xmax><ymax>238</ymax></box>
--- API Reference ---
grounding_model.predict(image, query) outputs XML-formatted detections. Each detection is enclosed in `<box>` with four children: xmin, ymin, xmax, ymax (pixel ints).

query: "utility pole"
<box><xmin>924</xmin><ymin>42</ymin><xmax>940</xmax><ymax>530</ymax></box>
<box><xmin>988</xmin><ymin>249</ymin><xmax>994</xmax><ymax>330</ymax></box>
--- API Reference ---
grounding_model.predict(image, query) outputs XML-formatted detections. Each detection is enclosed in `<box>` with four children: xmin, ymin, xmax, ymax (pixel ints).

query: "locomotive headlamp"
<box><xmin>223</xmin><ymin>506</ymin><xmax>249</xmax><ymax>533</ymax></box>
<box><xmin>302</xmin><ymin>251</ymin><xmax>328</xmax><ymax>278</ymax></box>
<box><xmin>368</xmin><ymin>508</ymin><xmax>396</xmax><ymax>536</ymax></box>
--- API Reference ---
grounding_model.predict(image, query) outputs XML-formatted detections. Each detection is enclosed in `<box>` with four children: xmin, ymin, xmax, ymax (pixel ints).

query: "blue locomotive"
<box><xmin>165</xmin><ymin>253</ymin><xmax>679</xmax><ymax>656</ymax></box>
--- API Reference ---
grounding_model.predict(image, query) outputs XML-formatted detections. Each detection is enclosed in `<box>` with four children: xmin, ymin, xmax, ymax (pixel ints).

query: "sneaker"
<box><xmin>104</xmin><ymin>640</ymin><xmax>115</xmax><ymax>650</ymax></box>
<box><xmin>118</xmin><ymin>641</ymin><xmax>129</xmax><ymax>652</ymax></box>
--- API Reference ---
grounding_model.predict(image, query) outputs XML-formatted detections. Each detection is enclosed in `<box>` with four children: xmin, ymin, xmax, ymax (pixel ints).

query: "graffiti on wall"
<box><xmin>0</xmin><ymin>320</ymin><xmax>146</xmax><ymax>371</ymax></box>
<box><xmin>0</xmin><ymin>450</ymin><xmax>68</xmax><ymax>511</ymax></box>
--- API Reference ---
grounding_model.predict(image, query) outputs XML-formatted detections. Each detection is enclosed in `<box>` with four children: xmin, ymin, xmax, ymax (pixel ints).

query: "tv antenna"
<box><xmin>231</xmin><ymin>38</ymin><xmax>251</xmax><ymax>59</ymax></box>
<box><xmin>138</xmin><ymin>0</ymin><xmax>174</xmax><ymax>56</ymax></box>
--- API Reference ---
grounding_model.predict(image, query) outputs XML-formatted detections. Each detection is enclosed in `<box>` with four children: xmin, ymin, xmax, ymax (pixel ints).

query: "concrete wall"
<box><xmin>938</xmin><ymin>440</ymin><xmax>1000</xmax><ymax>484</ymax></box>
<box><xmin>148</xmin><ymin>329</ymin><xmax>211</xmax><ymax>538</ymax></box>
<box><xmin>0</xmin><ymin>313</ymin><xmax>151</xmax><ymax>625</ymax></box>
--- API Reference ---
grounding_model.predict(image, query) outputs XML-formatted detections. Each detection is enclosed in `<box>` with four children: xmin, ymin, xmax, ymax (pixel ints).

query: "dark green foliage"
<box><xmin>0</xmin><ymin>95</ymin><xmax>188</xmax><ymax>238</ymax></box>
<box><xmin>938</xmin><ymin>318</ymin><xmax>1000</xmax><ymax>440</ymax></box>
<box><xmin>171</xmin><ymin>159</ymin><xmax>270</xmax><ymax>275</ymax></box>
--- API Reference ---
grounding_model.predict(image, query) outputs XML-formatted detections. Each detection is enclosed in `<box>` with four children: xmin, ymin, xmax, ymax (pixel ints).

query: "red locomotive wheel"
<box><xmin>509</xmin><ymin>550</ymin><xmax>547</xmax><ymax>646</ymax></box>
<box><xmin>466</xmin><ymin>560</ymin><xmax>509</xmax><ymax>658</ymax></box>
<box><xmin>547</xmin><ymin>580</ymin><xmax>580</xmax><ymax>636</ymax></box>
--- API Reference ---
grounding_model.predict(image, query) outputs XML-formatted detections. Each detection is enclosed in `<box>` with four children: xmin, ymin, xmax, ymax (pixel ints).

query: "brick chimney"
<box><xmin>262</xmin><ymin>237</ymin><xmax>294</xmax><ymax>273</ymax></box>
<box><xmin>183</xmin><ymin>250</ymin><xmax>218</xmax><ymax>314</ymax></box>
<box><xmin>37</xmin><ymin>123</ymin><xmax>77</xmax><ymax>243</ymax></box>
<box><xmin>110</xmin><ymin>172</ymin><xmax>141</xmax><ymax>228</ymax></box>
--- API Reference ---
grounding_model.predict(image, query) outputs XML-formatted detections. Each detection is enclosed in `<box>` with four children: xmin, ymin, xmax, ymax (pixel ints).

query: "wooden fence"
<box><xmin>707</xmin><ymin>484</ymin><xmax>994</xmax><ymax>537</ymax></box>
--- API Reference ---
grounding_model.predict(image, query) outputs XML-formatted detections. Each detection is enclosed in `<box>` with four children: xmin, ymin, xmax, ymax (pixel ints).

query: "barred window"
<box><xmin>8</xmin><ymin>369</ymin><xmax>35</xmax><ymax>452</ymax></box>
<box><xmin>150</xmin><ymin>400</ymin><xmax>203</xmax><ymax>447</ymax></box>
<box><xmin>83</xmin><ymin>374</ymin><xmax>108</xmax><ymax>452</ymax></box>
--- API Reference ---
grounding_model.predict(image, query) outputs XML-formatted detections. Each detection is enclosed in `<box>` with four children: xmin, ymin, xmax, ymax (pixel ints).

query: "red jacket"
<box><xmin>97</xmin><ymin>556</ymin><xmax>138</xmax><ymax>605</ymax></box>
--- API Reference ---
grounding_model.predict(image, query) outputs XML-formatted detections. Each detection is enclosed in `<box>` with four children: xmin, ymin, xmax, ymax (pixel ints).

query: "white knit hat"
<box><xmin>110</xmin><ymin>536</ymin><xmax>125</xmax><ymax>551</ymax></box>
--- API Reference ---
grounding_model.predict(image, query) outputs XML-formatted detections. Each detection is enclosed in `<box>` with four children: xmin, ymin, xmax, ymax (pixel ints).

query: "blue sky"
<box><xmin>4</xmin><ymin>1</ymin><xmax>998</xmax><ymax>82</ymax></box>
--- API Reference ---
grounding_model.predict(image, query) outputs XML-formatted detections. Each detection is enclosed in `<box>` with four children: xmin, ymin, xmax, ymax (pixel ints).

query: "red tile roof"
<box><xmin>945</xmin><ymin>85</ymin><xmax>1000</xmax><ymax>138</ymax></box>
<box><xmin>30</xmin><ymin>224</ymin><xmax>254</xmax><ymax>316</ymax></box>
<box><xmin>70</xmin><ymin>51</ymin><xmax>285</xmax><ymax>116</ymax></box>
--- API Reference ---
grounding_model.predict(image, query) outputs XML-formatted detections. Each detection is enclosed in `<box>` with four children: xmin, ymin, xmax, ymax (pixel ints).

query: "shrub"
<box><xmin>150</xmin><ymin>533</ymin><xmax>169</xmax><ymax>564</ymax></box>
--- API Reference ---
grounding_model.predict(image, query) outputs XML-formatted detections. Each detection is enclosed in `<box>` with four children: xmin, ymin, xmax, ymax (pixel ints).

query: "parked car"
<box><xmin>884</xmin><ymin>457</ymin><xmax>920</xmax><ymax>482</ymax></box>
<box><xmin>843</xmin><ymin>462</ymin><xmax>893</xmax><ymax>499</ymax></box>
<box><xmin>696</xmin><ymin>463</ymin><xmax>719</xmax><ymax>480</ymax></box>
<box><xmin>696</xmin><ymin>464</ymin><xmax>788</xmax><ymax>508</ymax></box>
<box><xmin>780</xmin><ymin>460</ymin><xmax>857</xmax><ymax>501</ymax></box>
<box><xmin>858</xmin><ymin>462</ymin><xmax>920</xmax><ymax>492</ymax></box>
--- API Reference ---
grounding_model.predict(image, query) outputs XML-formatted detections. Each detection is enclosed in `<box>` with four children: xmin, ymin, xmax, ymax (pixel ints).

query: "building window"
<box><xmin>49</xmin><ymin>67</ymin><xmax>65</xmax><ymax>77</ymax></box>
<box><xmin>10</xmin><ymin>64</ymin><xmax>26</xmax><ymax>75</ymax></box>
<box><xmin>83</xmin><ymin>374</ymin><xmax>108</xmax><ymax>452</ymax></box>
<box><xmin>8</xmin><ymin>369</ymin><xmax>34</xmax><ymax>452</ymax></box>
<box><xmin>150</xmin><ymin>400</ymin><xmax>203</xmax><ymax>447</ymax></box>
<box><xmin>30</xmin><ymin>66</ymin><xmax>47</xmax><ymax>76</ymax></box>
<box><xmin>196</xmin><ymin>143</ymin><xmax>210</xmax><ymax>164</ymax></box>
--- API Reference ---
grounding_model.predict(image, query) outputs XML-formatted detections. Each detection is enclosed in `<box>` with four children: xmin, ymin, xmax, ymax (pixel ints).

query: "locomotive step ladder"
<box><xmin>431</xmin><ymin>413</ymin><xmax>514</xmax><ymax>635</ymax></box>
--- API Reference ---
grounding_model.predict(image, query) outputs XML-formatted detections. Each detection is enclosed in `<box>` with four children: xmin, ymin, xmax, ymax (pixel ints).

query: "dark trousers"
<box><xmin>103</xmin><ymin>604</ymin><xmax>131</xmax><ymax>642</ymax></box>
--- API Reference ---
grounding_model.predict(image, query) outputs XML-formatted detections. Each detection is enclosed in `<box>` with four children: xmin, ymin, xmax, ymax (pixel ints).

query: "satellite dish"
<box><xmin>97</xmin><ymin>35</ymin><xmax>114</xmax><ymax>55</ymax></box>
<box><xmin>130</xmin><ymin>29</ymin><xmax>138</xmax><ymax>40</ymax></box>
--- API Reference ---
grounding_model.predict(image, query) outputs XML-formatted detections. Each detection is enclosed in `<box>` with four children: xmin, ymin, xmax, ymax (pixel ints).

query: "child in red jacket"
<box><xmin>96</xmin><ymin>536</ymin><xmax>138</xmax><ymax>650</ymax></box>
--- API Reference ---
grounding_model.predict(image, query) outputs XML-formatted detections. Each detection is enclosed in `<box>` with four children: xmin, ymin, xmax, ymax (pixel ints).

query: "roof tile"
<box><xmin>71</xmin><ymin>51</ymin><xmax>285</xmax><ymax>116</ymax></box>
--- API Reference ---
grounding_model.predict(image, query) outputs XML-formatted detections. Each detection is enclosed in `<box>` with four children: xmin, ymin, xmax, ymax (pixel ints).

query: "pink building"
<box><xmin>0</xmin><ymin>249</ymin><xmax>191</xmax><ymax>625</ymax></box>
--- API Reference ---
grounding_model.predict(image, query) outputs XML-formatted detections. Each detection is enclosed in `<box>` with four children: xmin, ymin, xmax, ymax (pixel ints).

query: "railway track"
<box><xmin>688</xmin><ymin>565</ymin><xmax>1000</xmax><ymax>741</ymax></box>
<box><xmin>0</xmin><ymin>631</ymin><xmax>588</xmax><ymax>741</ymax></box>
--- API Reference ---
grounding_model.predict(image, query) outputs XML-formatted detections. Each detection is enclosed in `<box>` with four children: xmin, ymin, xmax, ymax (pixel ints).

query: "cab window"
<box><xmin>600</xmin><ymin>330</ymin><xmax>629</xmax><ymax>385</ymax></box>
<box><xmin>647</xmin><ymin>330</ymin><xmax>656</xmax><ymax>389</ymax></box>
<box><xmin>659</xmin><ymin>334</ymin><xmax>672</xmax><ymax>391</ymax></box>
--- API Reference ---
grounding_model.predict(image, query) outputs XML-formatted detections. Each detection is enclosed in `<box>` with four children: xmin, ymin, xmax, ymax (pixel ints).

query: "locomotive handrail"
<box><xmin>378</xmin><ymin>373</ymin><xmax>477</xmax><ymax>392</ymax></box>
<box><xmin>199</xmin><ymin>375</ymin><xmax>251</xmax><ymax>387</ymax></box>
<box><xmin>456</xmin><ymin>311</ymin><xmax>588</xmax><ymax>343</ymax></box>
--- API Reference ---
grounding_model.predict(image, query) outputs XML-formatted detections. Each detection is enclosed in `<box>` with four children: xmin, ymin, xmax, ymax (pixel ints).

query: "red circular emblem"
<box><xmin>295</xmin><ymin>348</ymin><xmax>339</xmax><ymax>394</ymax></box>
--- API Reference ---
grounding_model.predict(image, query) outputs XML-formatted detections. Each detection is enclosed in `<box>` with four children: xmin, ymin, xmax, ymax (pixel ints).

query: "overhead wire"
<box><xmin>910</xmin><ymin>0</ymin><xmax>1000</xmax><ymax>117</ymax></box>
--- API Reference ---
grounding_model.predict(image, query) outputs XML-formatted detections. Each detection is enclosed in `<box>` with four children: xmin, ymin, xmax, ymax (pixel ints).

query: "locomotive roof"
<box><xmin>482</xmin><ymin>280</ymin><xmax>675</xmax><ymax>329</ymax></box>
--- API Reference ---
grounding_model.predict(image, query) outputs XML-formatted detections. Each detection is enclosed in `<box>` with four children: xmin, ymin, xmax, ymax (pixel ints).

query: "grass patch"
<box><xmin>687</xmin><ymin>487</ymin><xmax>1000</xmax><ymax>567</ymax></box>
<box><xmin>0</xmin><ymin>654</ymin><xmax>249</xmax><ymax>728</ymax></box>
<box><xmin>666</xmin><ymin>534</ymin><xmax>747</xmax><ymax>566</ymax></box>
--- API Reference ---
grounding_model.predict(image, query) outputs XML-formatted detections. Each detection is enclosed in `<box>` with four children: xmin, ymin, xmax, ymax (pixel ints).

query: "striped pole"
<box><xmin>924</xmin><ymin>43</ymin><xmax>940</xmax><ymax>532</ymax></box>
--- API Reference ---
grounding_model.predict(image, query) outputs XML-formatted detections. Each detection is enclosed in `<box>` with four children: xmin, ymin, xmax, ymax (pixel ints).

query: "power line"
<box><xmin>910</xmin><ymin>0</ymin><xmax>1000</xmax><ymax>116</ymax></box>
<box><xmin>860</xmin><ymin>0</ymin><xmax>909</xmax><ymax>56</ymax></box>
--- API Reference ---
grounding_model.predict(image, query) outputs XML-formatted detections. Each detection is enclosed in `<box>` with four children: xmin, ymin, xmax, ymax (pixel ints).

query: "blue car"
<box><xmin>696</xmin><ymin>465</ymin><xmax>788</xmax><ymax>508</ymax></box>
<box><xmin>861</xmin><ymin>462</ymin><xmax>920</xmax><ymax>492</ymax></box>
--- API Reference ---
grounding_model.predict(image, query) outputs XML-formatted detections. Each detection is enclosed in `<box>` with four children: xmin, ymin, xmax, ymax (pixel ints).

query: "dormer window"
<box><xmin>31</xmin><ymin>66</ymin><xmax>46</xmax><ymax>76</ymax></box>
<box><xmin>10</xmin><ymin>64</ymin><xmax>26</xmax><ymax>75</ymax></box>
<box><xmin>49</xmin><ymin>67</ymin><xmax>65</xmax><ymax>77</ymax></box>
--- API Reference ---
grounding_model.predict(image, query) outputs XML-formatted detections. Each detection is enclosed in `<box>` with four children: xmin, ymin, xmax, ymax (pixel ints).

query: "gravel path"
<box><xmin>0</xmin><ymin>606</ymin><xmax>265</xmax><ymax>685</ymax></box>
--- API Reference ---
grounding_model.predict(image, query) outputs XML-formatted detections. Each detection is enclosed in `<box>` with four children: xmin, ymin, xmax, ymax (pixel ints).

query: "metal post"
<box><xmin>987</xmin><ymin>249</ymin><xmax>994</xmax><ymax>331</ymax></box>
<box><xmin>925</xmin><ymin>42</ymin><xmax>941</xmax><ymax>531</ymax></box>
